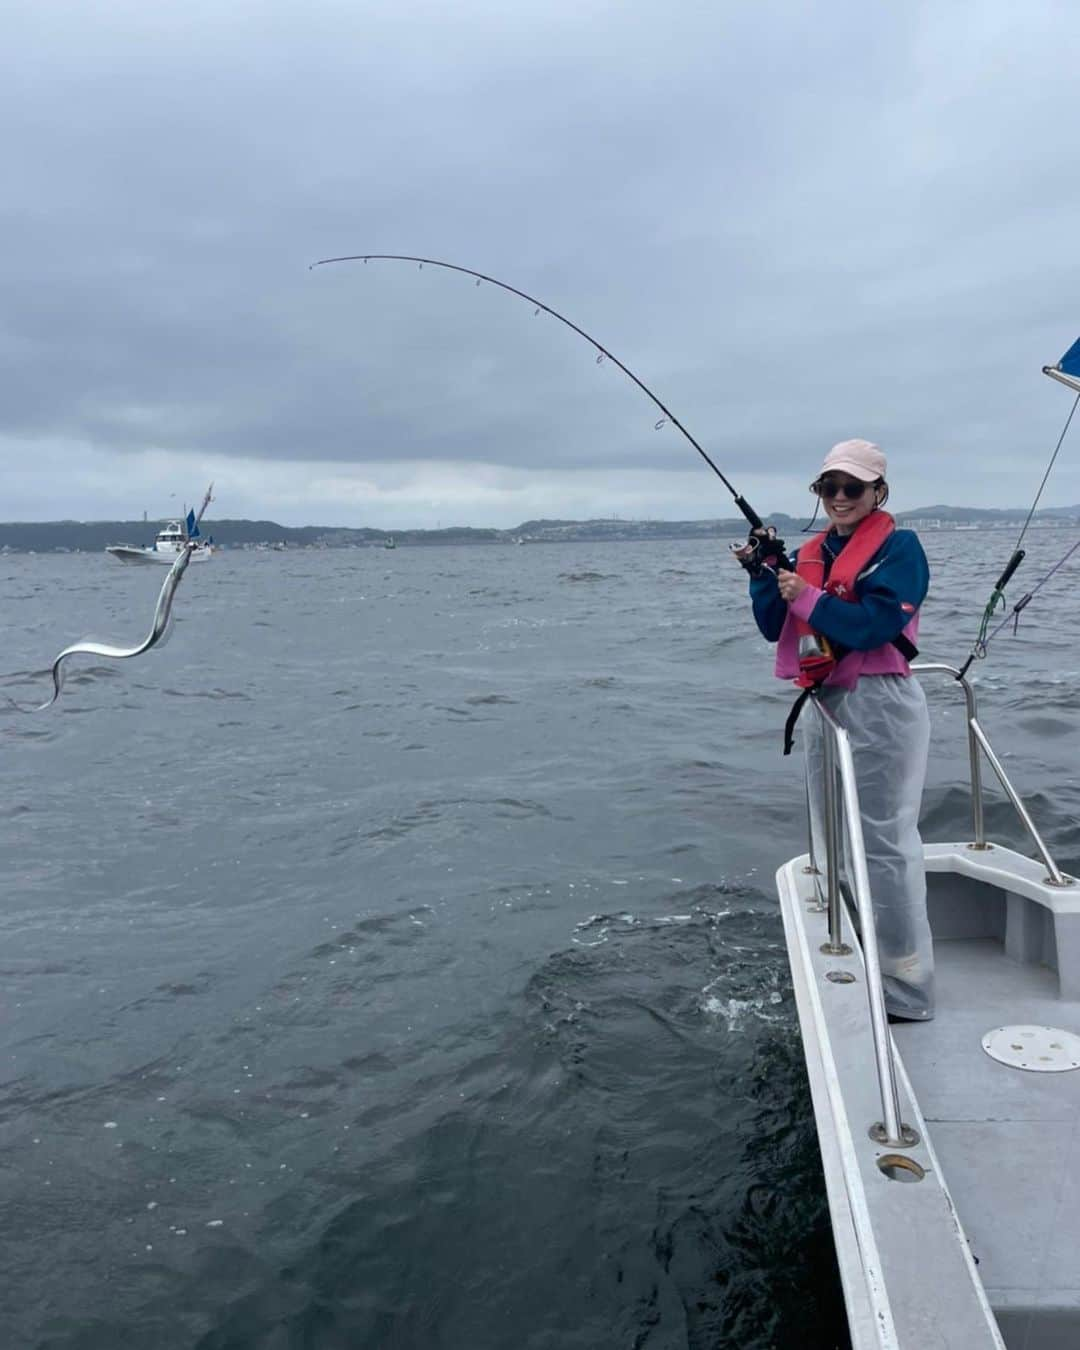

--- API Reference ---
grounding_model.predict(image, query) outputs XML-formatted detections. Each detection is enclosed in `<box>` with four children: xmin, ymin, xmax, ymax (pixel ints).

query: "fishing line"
<box><xmin>1011</xmin><ymin>393</ymin><xmax>1079</xmax><ymax>555</ymax></box>
<box><xmin>309</xmin><ymin>253</ymin><xmax>778</xmax><ymax>539</ymax></box>
<box><xmin>958</xmin><ymin>364</ymin><xmax>1080</xmax><ymax>679</ymax></box>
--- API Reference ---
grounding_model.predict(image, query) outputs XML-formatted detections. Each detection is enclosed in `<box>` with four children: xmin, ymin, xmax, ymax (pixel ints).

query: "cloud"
<box><xmin>4</xmin><ymin>0</ymin><xmax>1080</xmax><ymax>525</ymax></box>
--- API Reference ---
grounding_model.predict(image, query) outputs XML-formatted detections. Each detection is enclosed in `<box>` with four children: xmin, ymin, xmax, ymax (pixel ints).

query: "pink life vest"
<box><xmin>791</xmin><ymin>510</ymin><xmax>903</xmax><ymax>688</ymax></box>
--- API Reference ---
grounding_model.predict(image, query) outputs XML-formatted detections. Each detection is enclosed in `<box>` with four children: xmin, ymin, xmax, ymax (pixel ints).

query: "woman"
<box><xmin>739</xmin><ymin>438</ymin><xmax>934</xmax><ymax>1021</ymax></box>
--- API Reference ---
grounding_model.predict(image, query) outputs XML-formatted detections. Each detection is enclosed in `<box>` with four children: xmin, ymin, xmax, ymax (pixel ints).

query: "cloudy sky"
<box><xmin>5</xmin><ymin>0</ymin><xmax>1080</xmax><ymax>528</ymax></box>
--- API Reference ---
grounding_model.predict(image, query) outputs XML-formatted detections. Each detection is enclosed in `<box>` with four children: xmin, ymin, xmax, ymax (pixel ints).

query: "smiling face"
<box><xmin>817</xmin><ymin>472</ymin><xmax>881</xmax><ymax>535</ymax></box>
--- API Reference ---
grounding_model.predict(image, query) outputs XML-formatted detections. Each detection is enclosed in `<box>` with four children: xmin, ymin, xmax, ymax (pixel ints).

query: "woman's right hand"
<box><xmin>777</xmin><ymin>569</ymin><xmax>808</xmax><ymax>603</ymax></box>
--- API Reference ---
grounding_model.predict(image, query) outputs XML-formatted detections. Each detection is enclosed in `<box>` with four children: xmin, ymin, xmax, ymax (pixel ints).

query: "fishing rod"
<box><xmin>309</xmin><ymin>253</ymin><xmax>792</xmax><ymax>573</ymax></box>
<box><xmin>957</xmin><ymin>339</ymin><xmax>1080</xmax><ymax>679</ymax></box>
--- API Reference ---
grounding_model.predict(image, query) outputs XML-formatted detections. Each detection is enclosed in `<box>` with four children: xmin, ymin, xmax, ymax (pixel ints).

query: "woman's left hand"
<box><xmin>777</xmin><ymin>569</ymin><xmax>807</xmax><ymax>603</ymax></box>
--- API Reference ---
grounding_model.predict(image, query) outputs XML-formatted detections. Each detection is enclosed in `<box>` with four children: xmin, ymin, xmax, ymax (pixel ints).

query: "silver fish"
<box><xmin>27</xmin><ymin>546</ymin><xmax>193</xmax><ymax>712</ymax></box>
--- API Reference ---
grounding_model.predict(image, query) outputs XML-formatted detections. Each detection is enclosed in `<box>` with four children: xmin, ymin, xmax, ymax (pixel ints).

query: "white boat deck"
<box><xmin>777</xmin><ymin>839</ymin><xmax>1080</xmax><ymax>1348</ymax></box>
<box><xmin>893</xmin><ymin>934</ymin><xmax>1080</xmax><ymax>1349</ymax></box>
<box><xmin>778</xmin><ymin>847</ymin><xmax>1005</xmax><ymax>1348</ymax></box>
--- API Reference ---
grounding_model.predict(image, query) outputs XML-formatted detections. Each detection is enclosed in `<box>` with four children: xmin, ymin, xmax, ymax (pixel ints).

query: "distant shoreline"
<box><xmin>1</xmin><ymin>509</ymin><xmax>1077</xmax><ymax>554</ymax></box>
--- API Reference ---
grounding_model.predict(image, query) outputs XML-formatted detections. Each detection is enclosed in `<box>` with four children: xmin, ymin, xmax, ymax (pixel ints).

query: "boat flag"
<box><xmin>1043</xmin><ymin>336</ymin><xmax>1080</xmax><ymax>395</ymax></box>
<box><xmin>186</xmin><ymin>508</ymin><xmax>200</xmax><ymax>539</ymax></box>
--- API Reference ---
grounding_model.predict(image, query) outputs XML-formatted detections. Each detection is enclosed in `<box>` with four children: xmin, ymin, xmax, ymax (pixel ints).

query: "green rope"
<box><xmin>973</xmin><ymin>587</ymin><xmax>1007</xmax><ymax>659</ymax></box>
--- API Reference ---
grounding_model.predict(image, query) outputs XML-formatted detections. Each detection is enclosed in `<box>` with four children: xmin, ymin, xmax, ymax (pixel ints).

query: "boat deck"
<box><xmin>893</xmin><ymin>935</ymin><xmax>1080</xmax><ymax>1350</ymax></box>
<box><xmin>776</xmin><ymin>840</ymin><xmax>1080</xmax><ymax>1348</ymax></box>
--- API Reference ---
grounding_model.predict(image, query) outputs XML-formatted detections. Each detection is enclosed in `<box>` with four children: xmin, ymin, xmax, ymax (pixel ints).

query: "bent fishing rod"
<box><xmin>309</xmin><ymin>253</ymin><xmax>791</xmax><ymax>572</ymax></box>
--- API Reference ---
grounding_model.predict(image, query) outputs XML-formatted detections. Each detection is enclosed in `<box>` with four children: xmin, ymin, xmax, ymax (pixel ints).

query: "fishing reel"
<box><xmin>731</xmin><ymin>525</ymin><xmax>792</xmax><ymax>577</ymax></box>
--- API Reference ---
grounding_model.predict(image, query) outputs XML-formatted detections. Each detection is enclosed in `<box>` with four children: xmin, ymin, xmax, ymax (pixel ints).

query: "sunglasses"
<box><xmin>813</xmin><ymin>477</ymin><xmax>878</xmax><ymax>500</ymax></box>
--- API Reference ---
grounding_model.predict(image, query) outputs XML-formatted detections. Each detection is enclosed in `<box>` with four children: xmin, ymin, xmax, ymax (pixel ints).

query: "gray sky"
<box><xmin>5</xmin><ymin>0</ymin><xmax>1080</xmax><ymax>528</ymax></box>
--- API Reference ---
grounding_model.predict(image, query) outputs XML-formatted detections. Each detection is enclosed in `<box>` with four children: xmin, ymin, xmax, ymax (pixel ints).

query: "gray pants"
<box><xmin>803</xmin><ymin>674</ymin><xmax>934</xmax><ymax>1020</ymax></box>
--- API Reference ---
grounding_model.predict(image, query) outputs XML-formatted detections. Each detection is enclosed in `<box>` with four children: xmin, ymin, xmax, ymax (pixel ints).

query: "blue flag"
<box><xmin>186</xmin><ymin>509</ymin><xmax>200</xmax><ymax>539</ymax></box>
<box><xmin>1044</xmin><ymin>337</ymin><xmax>1080</xmax><ymax>395</ymax></box>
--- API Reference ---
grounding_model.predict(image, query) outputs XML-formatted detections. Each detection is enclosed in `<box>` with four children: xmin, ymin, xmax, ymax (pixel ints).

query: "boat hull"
<box><xmin>106</xmin><ymin>546</ymin><xmax>212</xmax><ymax>565</ymax></box>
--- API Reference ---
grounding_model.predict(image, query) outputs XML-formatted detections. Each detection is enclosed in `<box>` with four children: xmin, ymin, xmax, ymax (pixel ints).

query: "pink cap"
<box><xmin>820</xmin><ymin>439</ymin><xmax>887</xmax><ymax>482</ymax></box>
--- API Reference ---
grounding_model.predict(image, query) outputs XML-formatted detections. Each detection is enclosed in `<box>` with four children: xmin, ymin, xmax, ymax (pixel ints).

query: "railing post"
<box><xmin>969</xmin><ymin>718</ymin><xmax>1072</xmax><ymax>887</ymax></box>
<box><xmin>811</xmin><ymin>698</ymin><xmax>918</xmax><ymax>1149</ymax></box>
<box><xmin>820</xmin><ymin>730</ymin><xmax>850</xmax><ymax>955</ymax></box>
<box><xmin>912</xmin><ymin>663</ymin><xmax>1070</xmax><ymax>880</ymax></box>
<box><xmin>804</xmin><ymin>764</ymin><xmax>827</xmax><ymax>910</ymax></box>
<box><xmin>911</xmin><ymin>663</ymin><xmax>986</xmax><ymax>849</ymax></box>
<box><xmin>954</xmin><ymin>673</ymin><xmax>987</xmax><ymax>849</ymax></box>
<box><xmin>961</xmin><ymin>712</ymin><xmax>988</xmax><ymax>847</ymax></box>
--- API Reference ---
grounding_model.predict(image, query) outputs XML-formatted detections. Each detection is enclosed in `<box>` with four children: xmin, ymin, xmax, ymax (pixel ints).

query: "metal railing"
<box><xmin>803</xmin><ymin>664</ymin><xmax>1072</xmax><ymax>1150</ymax></box>
<box><xmin>912</xmin><ymin>663</ymin><xmax>1070</xmax><ymax>887</ymax></box>
<box><xmin>807</xmin><ymin>695</ymin><xmax>917</xmax><ymax>1148</ymax></box>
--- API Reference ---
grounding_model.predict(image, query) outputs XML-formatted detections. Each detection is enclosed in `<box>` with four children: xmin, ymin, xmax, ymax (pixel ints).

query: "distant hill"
<box><xmin>0</xmin><ymin>518</ymin><xmax>505</xmax><ymax>553</ymax></box>
<box><xmin>897</xmin><ymin>504</ymin><xmax>1080</xmax><ymax>523</ymax></box>
<box><xmin>1</xmin><ymin>506</ymin><xmax>1077</xmax><ymax>553</ymax></box>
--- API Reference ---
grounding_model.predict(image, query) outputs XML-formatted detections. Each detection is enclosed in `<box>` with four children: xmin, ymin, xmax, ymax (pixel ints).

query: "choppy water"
<box><xmin>2</xmin><ymin>531</ymin><xmax>1078</xmax><ymax>1349</ymax></box>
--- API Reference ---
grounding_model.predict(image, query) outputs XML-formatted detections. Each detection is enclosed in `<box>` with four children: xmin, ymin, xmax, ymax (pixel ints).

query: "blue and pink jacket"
<box><xmin>749</xmin><ymin>522</ymin><xmax>929</xmax><ymax>690</ymax></box>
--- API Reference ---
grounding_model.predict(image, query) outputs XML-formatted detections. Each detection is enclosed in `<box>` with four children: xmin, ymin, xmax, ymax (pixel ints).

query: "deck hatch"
<box><xmin>981</xmin><ymin>1024</ymin><xmax>1080</xmax><ymax>1072</ymax></box>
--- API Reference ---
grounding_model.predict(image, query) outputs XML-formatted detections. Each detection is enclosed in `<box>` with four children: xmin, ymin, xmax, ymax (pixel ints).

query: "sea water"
<box><xmin>2</xmin><ymin>532</ymin><xmax>1077</xmax><ymax>1348</ymax></box>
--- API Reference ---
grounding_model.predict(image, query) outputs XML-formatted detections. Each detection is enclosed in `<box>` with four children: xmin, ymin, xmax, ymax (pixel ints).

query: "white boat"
<box><xmin>106</xmin><ymin>523</ymin><xmax>214</xmax><ymax>565</ymax></box>
<box><xmin>106</xmin><ymin>486</ymin><xmax>215</xmax><ymax>565</ymax></box>
<box><xmin>777</xmin><ymin>663</ymin><xmax>1078</xmax><ymax>1348</ymax></box>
